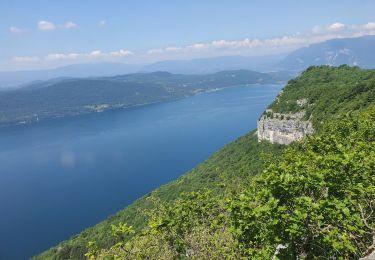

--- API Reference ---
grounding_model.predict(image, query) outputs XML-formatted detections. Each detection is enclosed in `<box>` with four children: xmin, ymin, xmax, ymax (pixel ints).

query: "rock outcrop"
<box><xmin>359</xmin><ymin>250</ymin><xmax>375</xmax><ymax>260</ymax></box>
<box><xmin>257</xmin><ymin>110</ymin><xmax>314</xmax><ymax>145</ymax></box>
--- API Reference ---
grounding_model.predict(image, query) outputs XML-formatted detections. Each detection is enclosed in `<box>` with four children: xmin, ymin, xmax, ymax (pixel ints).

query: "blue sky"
<box><xmin>1</xmin><ymin>0</ymin><xmax>375</xmax><ymax>70</ymax></box>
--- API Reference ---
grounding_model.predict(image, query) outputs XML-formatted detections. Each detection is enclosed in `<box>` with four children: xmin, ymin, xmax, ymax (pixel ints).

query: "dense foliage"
<box><xmin>268</xmin><ymin>65</ymin><xmax>375</xmax><ymax>129</ymax></box>
<box><xmin>35</xmin><ymin>66</ymin><xmax>375</xmax><ymax>259</ymax></box>
<box><xmin>230</xmin><ymin>108</ymin><xmax>375</xmax><ymax>258</ymax></box>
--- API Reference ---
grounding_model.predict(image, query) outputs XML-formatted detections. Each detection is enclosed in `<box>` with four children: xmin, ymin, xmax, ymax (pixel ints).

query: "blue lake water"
<box><xmin>0</xmin><ymin>84</ymin><xmax>282</xmax><ymax>259</ymax></box>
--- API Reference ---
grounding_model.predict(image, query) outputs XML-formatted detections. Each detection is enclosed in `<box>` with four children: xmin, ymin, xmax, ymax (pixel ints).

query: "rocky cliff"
<box><xmin>257</xmin><ymin>109</ymin><xmax>314</xmax><ymax>145</ymax></box>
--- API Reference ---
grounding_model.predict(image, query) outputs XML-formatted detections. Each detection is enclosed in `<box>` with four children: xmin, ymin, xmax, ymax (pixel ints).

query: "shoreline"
<box><xmin>0</xmin><ymin>83</ymin><xmax>284</xmax><ymax>130</ymax></box>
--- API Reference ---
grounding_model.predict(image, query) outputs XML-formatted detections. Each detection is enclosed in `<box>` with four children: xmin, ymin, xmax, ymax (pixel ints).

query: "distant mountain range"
<box><xmin>0</xmin><ymin>70</ymin><xmax>288</xmax><ymax>127</ymax></box>
<box><xmin>140</xmin><ymin>54</ymin><xmax>286</xmax><ymax>74</ymax></box>
<box><xmin>0</xmin><ymin>55</ymin><xmax>285</xmax><ymax>89</ymax></box>
<box><xmin>1</xmin><ymin>35</ymin><xmax>374</xmax><ymax>89</ymax></box>
<box><xmin>0</xmin><ymin>63</ymin><xmax>143</xmax><ymax>89</ymax></box>
<box><xmin>277</xmin><ymin>35</ymin><xmax>375</xmax><ymax>71</ymax></box>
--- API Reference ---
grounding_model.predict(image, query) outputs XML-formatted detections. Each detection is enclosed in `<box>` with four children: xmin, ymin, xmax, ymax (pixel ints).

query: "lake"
<box><xmin>0</xmin><ymin>84</ymin><xmax>282</xmax><ymax>259</ymax></box>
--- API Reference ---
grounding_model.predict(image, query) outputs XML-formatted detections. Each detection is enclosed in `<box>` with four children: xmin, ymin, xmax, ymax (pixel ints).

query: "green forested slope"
<box><xmin>268</xmin><ymin>65</ymin><xmax>375</xmax><ymax>129</ymax></box>
<box><xmin>0</xmin><ymin>70</ymin><xmax>283</xmax><ymax>127</ymax></box>
<box><xmin>35</xmin><ymin>66</ymin><xmax>375</xmax><ymax>259</ymax></box>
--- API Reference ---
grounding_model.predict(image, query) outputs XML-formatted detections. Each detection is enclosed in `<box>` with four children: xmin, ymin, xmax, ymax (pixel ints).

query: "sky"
<box><xmin>1</xmin><ymin>0</ymin><xmax>375</xmax><ymax>71</ymax></box>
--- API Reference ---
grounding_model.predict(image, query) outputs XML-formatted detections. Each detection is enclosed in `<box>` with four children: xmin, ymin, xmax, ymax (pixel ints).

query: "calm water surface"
<box><xmin>0</xmin><ymin>84</ymin><xmax>282</xmax><ymax>259</ymax></box>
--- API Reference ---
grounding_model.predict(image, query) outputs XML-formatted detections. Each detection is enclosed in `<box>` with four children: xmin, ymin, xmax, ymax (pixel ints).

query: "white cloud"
<box><xmin>328</xmin><ymin>22</ymin><xmax>346</xmax><ymax>31</ymax></box>
<box><xmin>9</xmin><ymin>21</ymin><xmax>375</xmax><ymax>69</ymax></box>
<box><xmin>14</xmin><ymin>49</ymin><xmax>133</xmax><ymax>66</ymax></box>
<box><xmin>145</xmin><ymin>21</ymin><xmax>375</xmax><ymax>59</ymax></box>
<box><xmin>98</xmin><ymin>20</ymin><xmax>106</xmax><ymax>28</ymax></box>
<box><xmin>61</xmin><ymin>21</ymin><xmax>78</xmax><ymax>29</ymax></box>
<box><xmin>45</xmin><ymin>53</ymin><xmax>79</xmax><ymax>61</ymax></box>
<box><xmin>364</xmin><ymin>22</ymin><xmax>375</xmax><ymax>30</ymax></box>
<box><xmin>38</xmin><ymin>20</ymin><xmax>56</xmax><ymax>31</ymax></box>
<box><xmin>88</xmin><ymin>50</ymin><xmax>102</xmax><ymax>58</ymax></box>
<box><xmin>38</xmin><ymin>20</ymin><xmax>78</xmax><ymax>31</ymax></box>
<box><xmin>9</xmin><ymin>26</ymin><xmax>24</xmax><ymax>34</ymax></box>
<box><xmin>87</xmin><ymin>49</ymin><xmax>134</xmax><ymax>59</ymax></box>
<box><xmin>109</xmin><ymin>49</ymin><xmax>134</xmax><ymax>57</ymax></box>
<box><xmin>165</xmin><ymin>47</ymin><xmax>183</xmax><ymax>52</ymax></box>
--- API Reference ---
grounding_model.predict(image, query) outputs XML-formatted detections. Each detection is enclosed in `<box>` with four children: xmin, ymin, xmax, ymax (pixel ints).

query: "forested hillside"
<box><xmin>35</xmin><ymin>66</ymin><xmax>375</xmax><ymax>259</ymax></box>
<box><xmin>268</xmin><ymin>65</ymin><xmax>375</xmax><ymax>130</ymax></box>
<box><xmin>0</xmin><ymin>70</ymin><xmax>285</xmax><ymax>127</ymax></box>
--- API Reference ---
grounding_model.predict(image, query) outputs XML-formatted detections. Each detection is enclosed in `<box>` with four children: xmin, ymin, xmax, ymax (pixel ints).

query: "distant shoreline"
<box><xmin>0</xmin><ymin>83</ymin><xmax>284</xmax><ymax>130</ymax></box>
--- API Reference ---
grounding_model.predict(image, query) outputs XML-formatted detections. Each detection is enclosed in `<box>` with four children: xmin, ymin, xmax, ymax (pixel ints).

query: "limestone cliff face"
<box><xmin>257</xmin><ymin>110</ymin><xmax>314</xmax><ymax>145</ymax></box>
